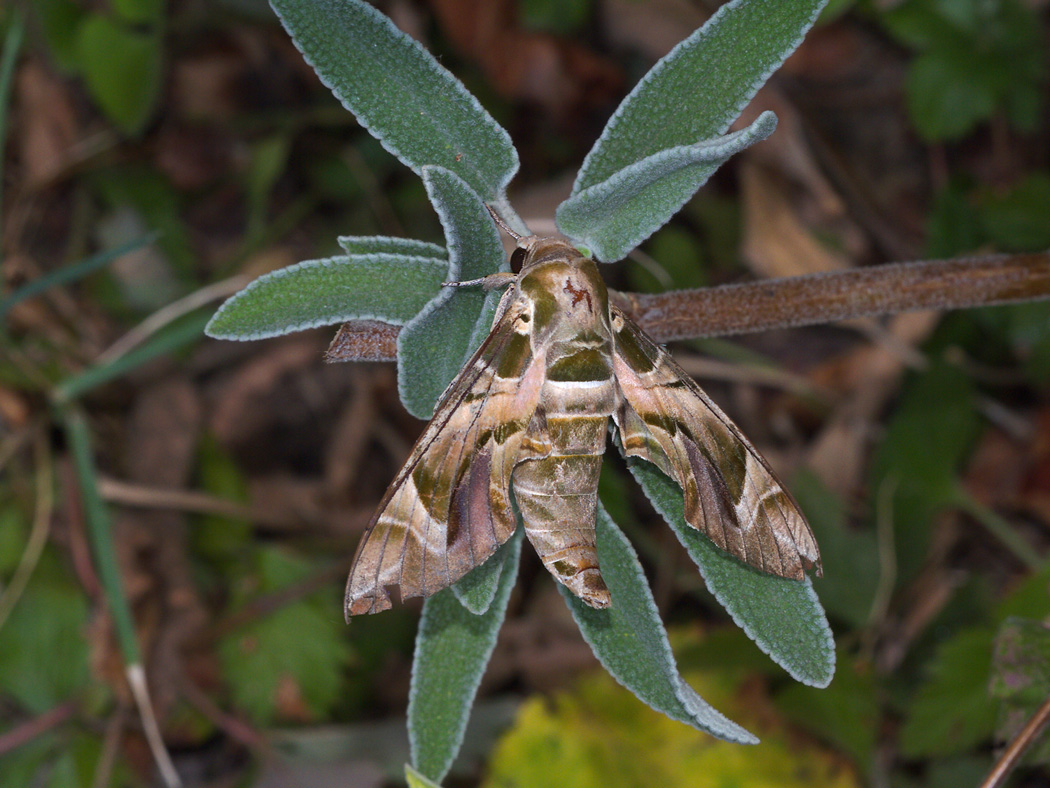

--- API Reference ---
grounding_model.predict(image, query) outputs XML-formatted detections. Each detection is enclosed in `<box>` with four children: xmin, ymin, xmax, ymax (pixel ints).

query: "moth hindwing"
<box><xmin>345</xmin><ymin>235</ymin><xmax>821</xmax><ymax>618</ymax></box>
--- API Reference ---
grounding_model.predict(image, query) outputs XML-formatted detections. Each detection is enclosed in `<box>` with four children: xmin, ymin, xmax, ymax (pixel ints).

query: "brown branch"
<box><xmin>631</xmin><ymin>252</ymin><xmax>1050</xmax><ymax>341</ymax></box>
<box><xmin>979</xmin><ymin>691</ymin><xmax>1050</xmax><ymax>788</ymax></box>
<box><xmin>0</xmin><ymin>702</ymin><xmax>76</xmax><ymax>754</ymax></box>
<box><xmin>325</xmin><ymin>252</ymin><xmax>1050</xmax><ymax>362</ymax></box>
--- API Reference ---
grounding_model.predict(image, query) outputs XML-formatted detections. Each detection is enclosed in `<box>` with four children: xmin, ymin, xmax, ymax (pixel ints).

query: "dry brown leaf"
<box><xmin>427</xmin><ymin>0</ymin><xmax>621</xmax><ymax>116</ymax></box>
<box><xmin>207</xmin><ymin>335</ymin><xmax>325</xmax><ymax>447</ymax></box>
<box><xmin>15</xmin><ymin>61</ymin><xmax>80</xmax><ymax>188</ymax></box>
<box><xmin>740</xmin><ymin>161</ymin><xmax>849</xmax><ymax>279</ymax></box>
<box><xmin>806</xmin><ymin>311</ymin><xmax>940</xmax><ymax>495</ymax></box>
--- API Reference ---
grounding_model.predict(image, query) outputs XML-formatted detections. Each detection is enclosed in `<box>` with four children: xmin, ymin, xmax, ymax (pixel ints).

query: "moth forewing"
<box><xmin>344</xmin><ymin>292</ymin><xmax>544</xmax><ymax>618</ymax></box>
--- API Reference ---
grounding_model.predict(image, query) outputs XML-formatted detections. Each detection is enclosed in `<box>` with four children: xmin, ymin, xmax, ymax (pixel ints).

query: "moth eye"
<box><xmin>510</xmin><ymin>247</ymin><xmax>526</xmax><ymax>274</ymax></box>
<box><xmin>611</xmin><ymin>313</ymin><xmax>624</xmax><ymax>331</ymax></box>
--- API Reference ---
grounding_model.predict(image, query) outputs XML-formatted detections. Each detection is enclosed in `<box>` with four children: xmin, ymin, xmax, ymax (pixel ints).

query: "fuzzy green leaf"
<box><xmin>573</xmin><ymin>0</ymin><xmax>826</xmax><ymax>191</ymax></box>
<box><xmin>270</xmin><ymin>0</ymin><xmax>518</xmax><ymax>201</ymax></box>
<box><xmin>627</xmin><ymin>459</ymin><xmax>835</xmax><ymax>688</ymax></box>
<box><xmin>561</xmin><ymin>503</ymin><xmax>757</xmax><ymax>743</ymax></box>
<box><xmin>557</xmin><ymin>112</ymin><xmax>776</xmax><ymax>261</ymax></box>
<box><xmin>451</xmin><ymin>544</ymin><xmax>507</xmax><ymax>615</ymax></box>
<box><xmin>338</xmin><ymin>235</ymin><xmax>447</xmax><ymax>259</ymax></box>
<box><xmin>205</xmin><ymin>254</ymin><xmax>447</xmax><ymax>340</ymax></box>
<box><xmin>408</xmin><ymin>530</ymin><xmax>522</xmax><ymax>783</ymax></box>
<box><xmin>397</xmin><ymin>166</ymin><xmax>506</xmax><ymax>419</ymax></box>
<box><xmin>405</xmin><ymin>764</ymin><xmax>443</xmax><ymax>788</ymax></box>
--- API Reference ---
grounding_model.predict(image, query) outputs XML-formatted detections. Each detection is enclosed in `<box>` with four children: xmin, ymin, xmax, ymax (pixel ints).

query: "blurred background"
<box><xmin>2</xmin><ymin>0</ymin><xmax>1050</xmax><ymax>786</ymax></box>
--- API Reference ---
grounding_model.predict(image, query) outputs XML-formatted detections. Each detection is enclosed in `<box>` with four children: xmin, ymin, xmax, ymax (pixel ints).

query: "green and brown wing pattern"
<box><xmin>610</xmin><ymin>309</ymin><xmax>821</xmax><ymax>580</ymax></box>
<box><xmin>345</xmin><ymin>303</ymin><xmax>544</xmax><ymax>617</ymax></box>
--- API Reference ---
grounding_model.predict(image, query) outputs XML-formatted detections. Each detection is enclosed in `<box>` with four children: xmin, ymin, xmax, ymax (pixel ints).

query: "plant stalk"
<box><xmin>325</xmin><ymin>251</ymin><xmax>1050</xmax><ymax>362</ymax></box>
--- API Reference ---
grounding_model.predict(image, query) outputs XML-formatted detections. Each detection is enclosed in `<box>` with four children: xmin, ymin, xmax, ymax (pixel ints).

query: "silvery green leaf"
<box><xmin>338</xmin><ymin>235</ymin><xmax>447</xmax><ymax>260</ymax></box>
<box><xmin>562</xmin><ymin>502</ymin><xmax>758</xmax><ymax>743</ymax></box>
<box><xmin>398</xmin><ymin>166</ymin><xmax>507</xmax><ymax>419</ymax></box>
<box><xmin>628</xmin><ymin>459</ymin><xmax>835</xmax><ymax>688</ymax></box>
<box><xmin>556</xmin><ymin>112</ymin><xmax>776</xmax><ymax>261</ymax></box>
<box><xmin>205</xmin><ymin>254</ymin><xmax>446</xmax><ymax>340</ymax></box>
<box><xmin>408</xmin><ymin>531</ymin><xmax>522</xmax><ymax>784</ymax></box>
<box><xmin>573</xmin><ymin>0</ymin><xmax>827</xmax><ymax>191</ymax></box>
<box><xmin>451</xmin><ymin>543</ymin><xmax>506</xmax><ymax>616</ymax></box>
<box><xmin>270</xmin><ymin>0</ymin><xmax>518</xmax><ymax>202</ymax></box>
<box><xmin>404</xmin><ymin>765</ymin><xmax>442</xmax><ymax>788</ymax></box>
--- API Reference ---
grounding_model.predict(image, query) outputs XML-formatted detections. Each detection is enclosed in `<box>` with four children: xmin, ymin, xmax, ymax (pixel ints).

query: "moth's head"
<box><xmin>509</xmin><ymin>238</ymin><xmax>608</xmax><ymax>341</ymax></box>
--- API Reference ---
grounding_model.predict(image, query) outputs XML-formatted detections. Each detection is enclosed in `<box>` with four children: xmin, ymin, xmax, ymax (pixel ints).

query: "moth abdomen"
<box><xmin>513</xmin><ymin>399</ymin><xmax>612</xmax><ymax>608</ymax></box>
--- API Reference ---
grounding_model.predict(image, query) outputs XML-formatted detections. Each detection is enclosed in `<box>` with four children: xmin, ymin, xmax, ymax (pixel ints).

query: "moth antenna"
<box><xmin>485</xmin><ymin>204</ymin><xmax>524</xmax><ymax>242</ymax></box>
<box><xmin>443</xmin><ymin>272</ymin><xmax>516</xmax><ymax>291</ymax></box>
<box><xmin>443</xmin><ymin>277</ymin><xmax>488</xmax><ymax>288</ymax></box>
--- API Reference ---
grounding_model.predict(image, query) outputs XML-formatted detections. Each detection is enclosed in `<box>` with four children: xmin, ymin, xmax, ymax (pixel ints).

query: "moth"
<box><xmin>345</xmin><ymin>220</ymin><xmax>821</xmax><ymax>618</ymax></box>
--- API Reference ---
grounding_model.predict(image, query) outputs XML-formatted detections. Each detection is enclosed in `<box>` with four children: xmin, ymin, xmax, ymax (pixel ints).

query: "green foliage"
<box><xmin>627</xmin><ymin>225</ymin><xmax>707</xmax><ymax>294</ymax></box>
<box><xmin>89</xmin><ymin>165</ymin><xmax>195</xmax><ymax>293</ymax></box>
<box><xmin>245</xmin><ymin>134</ymin><xmax>293</xmax><ymax>237</ymax></box>
<box><xmin>0</xmin><ymin>235</ymin><xmax>157</xmax><ymax>324</ymax></box>
<box><xmin>793</xmin><ymin>470</ymin><xmax>880</xmax><ymax>629</ymax></box>
<box><xmin>868</xmin><ymin>360</ymin><xmax>980</xmax><ymax>582</ymax></box>
<box><xmin>926</xmin><ymin>174</ymin><xmax>1050</xmax><ymax>385</ymax></box>
<box><xmin>0</xmin><ymin>503</ymin><xmax>27</xmax><ymax>575</ymax></box>
<box><xmin>405</xmin><ymin>764</ymin><xmax>443</xmax><ymax>788</ymax></box>
<box><xmin>74</xmin><ymin>16</ymin><xmax>161</xmax><ymax>135</ymax></box>
<box><xmin>269</xmin><ymin>0</ymin><xmax>519</xmax><ymax>205</ymax></box>
<box><xmin>397</xmin><ymin>166</ymin><xmax>507</xmax><ymax>419</ymax></box>
<box><xmin>573</xmin><ymin>0</ymin><xmax>825</xmax><ymax>189</ymax></box>
<box><xmin>483</xmin><ymin>658</ymin><xmax>861</xmax><ymax>788</ymax></box>
<box><xmin>881</xmin><ymin>0</ymin><xmax>1045</xmax><ymax>140</ymax></box>
<box><xmin>561</xmin><ymin>504</ymin><xmax>757</xmax><ymax>743</ymax></box>
<box><xmin>408</xmin><ymin>532</ymin><xmax>522</xmax><ymax>783</ymax></box>
<box><xmin>899</xmin><ymin>627</ymin><xmax>998</xmax><ymax>757</ymax></box>
<box><xmin>990</xmin><ymin>618</ymin><xmax>1050</xmax><ymax>763</ymax></box>
<box><xmin>33</xmin><ymin>1</ymin><xmax>164</xmax><ymax>134</ymax></box>
<box><xmin>981</xmin><ymin>174</ymin><xmax>1050</xmax><ymax>251</ymax></box>
<box><xmin>629</xmin><ymin>459</ymin><xmax>835</xmax><ymax>688</ymax></box>
<box><xmin>0</xmin><ymin>732</ymin><xmax>120</xmax><ymax>788</ymax></box>
<box><xmin>0</xmin><ymin>552</ymin><xmax>91</xmax><ymax>714</ymax></box>
<box><xmin>338</xmin><ymin>237</ymin><xmax>446</xmax><ymax>259</ymax></box>
<box><xmin>777</xmin><ymin>651</ymin><xmax>880</xmax><ymax>770</ymax></box>
<box><xmin>450</xmin><ymin>540</ymin><xmax>509</xmax><ymax>615</ymax></box>
<box><xmin>555</xmin><ymin>0</ymin><xmax>827</xmax><ymax>260</ymax></box>
<box><xmin>218</xmin><ymin>547</ymin><xmax>351</xmax><ymax>724</ymax></box>
<box><xmin>191</xmin><ymin>434</ymin><xmax>252</xmax><ymax>564</ymax></box>
<box><xmin>206</xmin><ymin>254</ymin><xmax>447</xmax><ymax>340</ymax></box>
<box><xmin>520</xmin><ymin>0</ymin><xmax>593</xmax><ymax>34</ymax></box>
<box><xmin>888</xmin><ymin>569</ymin><xmax>1050</xmax><ymax>762</ymax></box>
<box><xmin>34</xmin><ymin>0</ymin><xmax>84</xmax><ymax>71</ymax></box>
<box><xmin>557</xmin><ymin>112</ymin><xmax>777</xmax><ymax>262</ymax></box>
<box><xmin>111</xmin><ymin>0</ymin><xmax>164</xmax><ymax>26</ymax></box>
<box><xmin>205</xmin><ymin>0</ymin><xmax>839</xmax><ymax>776</ymax></box>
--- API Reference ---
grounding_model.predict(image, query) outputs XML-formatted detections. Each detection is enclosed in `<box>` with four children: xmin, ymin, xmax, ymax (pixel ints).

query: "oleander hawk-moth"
<box><xmin>344</xmin><ymin>228</ymin><xmax>821</xmax><ymax>618</ymax></box>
